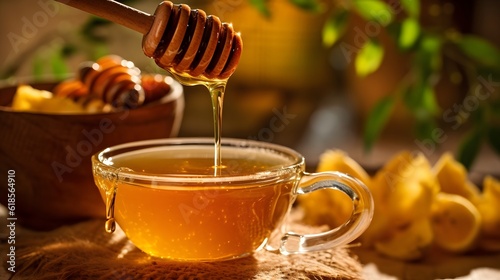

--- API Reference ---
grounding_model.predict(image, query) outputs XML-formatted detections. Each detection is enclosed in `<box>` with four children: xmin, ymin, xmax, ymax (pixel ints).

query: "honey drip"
<box><xmin>169</xmin><ymin>70</ymin><xmax>227</xmax><ymax>175</ymax></box>
<box><xmin>105</xmin><ymin>217</ymin><xmax>116</xmax><ymax>233</ymax></box>
<box><xmin>104</xmin><ymin>168</ymin><xmax>132</xmax><ymax>233</ymax></box>
<box><xmin>105</xmin><ymin>180</ymin><xmax>118</xmax><ymax>233</ymax></box>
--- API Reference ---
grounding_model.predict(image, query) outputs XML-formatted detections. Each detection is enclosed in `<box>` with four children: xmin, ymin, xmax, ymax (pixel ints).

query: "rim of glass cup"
<box><xmin>92</xmin><ymin>137</ymin><xmax>305</xmax><ymax>187</ymax></box>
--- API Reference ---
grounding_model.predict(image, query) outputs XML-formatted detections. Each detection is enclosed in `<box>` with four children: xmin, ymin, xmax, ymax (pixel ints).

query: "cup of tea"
<box><xmin>91</xmin><ymin>138</ymin><xmax>374</xmax><ymax>261</ymax></box>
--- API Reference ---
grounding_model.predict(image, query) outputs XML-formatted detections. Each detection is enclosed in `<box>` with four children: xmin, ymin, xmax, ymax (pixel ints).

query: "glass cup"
<box><xmin>91</xmin><ymin>138</ymin><xmax>374</xmax><ymax>261</ymax></box>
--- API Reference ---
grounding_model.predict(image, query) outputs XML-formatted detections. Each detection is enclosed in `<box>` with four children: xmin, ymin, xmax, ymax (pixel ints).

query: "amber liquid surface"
<box><xmin>95</xmin><ymin>146</ymin><xmax>299</xmax><ymax>261</ymax></box>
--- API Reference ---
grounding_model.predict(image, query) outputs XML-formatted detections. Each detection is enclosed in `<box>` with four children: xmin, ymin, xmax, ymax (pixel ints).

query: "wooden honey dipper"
<box><xmin>54</xmin><ymin>55</ymin><xmax>145</xmax><ymax>109</ymax></box>
<box><xmin>55</xmin><ymin>0</ymin><xmax>243</xmax><ymax>80</ymax></box>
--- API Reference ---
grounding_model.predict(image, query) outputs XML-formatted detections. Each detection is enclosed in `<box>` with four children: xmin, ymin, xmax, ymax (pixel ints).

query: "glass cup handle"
<box><xmin>278</xmin><ymin>171</ymin><xmax>374</xmax><ymax>255</ymax></box>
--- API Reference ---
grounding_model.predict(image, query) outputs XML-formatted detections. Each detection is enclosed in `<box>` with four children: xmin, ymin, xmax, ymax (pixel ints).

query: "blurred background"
<box><xmin>1</xmin><ymin>0</ymin><xmax>499</xmax><ymax>176</ymax></box>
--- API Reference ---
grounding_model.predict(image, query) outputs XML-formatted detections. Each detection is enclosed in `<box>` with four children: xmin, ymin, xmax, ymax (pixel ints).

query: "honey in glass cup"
<box><xmin>92</xmin><ymin>138</ymin><xmax>374</xmax><ymax>261</ymax></box>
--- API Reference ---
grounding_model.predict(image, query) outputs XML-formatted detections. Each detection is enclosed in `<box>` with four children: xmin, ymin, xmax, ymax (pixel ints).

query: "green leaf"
<box><xmin>398</xmin><ymin>17</ymin><xmax>420</xmax><ymax>50</ymax></box>
<box><xmin>51</xmin><ymin>50</ymin><xmax>69</xmax><ymax>80</ymax></box>
<box><xmin>488</xmin><ymin>126</ymin><xmax>500</xmax><ymax>156</ymax></box>
<box><xmin>470</xmin><ymin>104</ymin><xmax>486</xmax><ymax>125</ymax></box>
<box><xmin>414</xmin><ymin>34</ymin><xmax>442</xmax><ymax>81</ymax></box>
<box><xmin>81</xmin><ymin>17</ymin><xmax>112</xmax><ymax>43</ymax></box>
<box><xmin>409</xmin><ymin>76</ymin><xmax>443</xmax><ymax>144</ymax></box>
<box><xmin>249</xmin><ymin>0</ymin><xmax>270</xmax><ymax>17</ymax></box>
<box><xmin>322</xmin><ymin>9</ymin><xmax>348</xmax><ymax>47</ymax></box>
<box><xmin>456</xmin><ymin>35</ymin><xmax>500</xmax><ymax>67</ymax></box>
<box><xmin>421</xmin><ymin>85</ymin><xmax>439</xmax><ymax>115</ymax></box>
<box><xmin>352</xmin><ymin>0</ymin><xmax>393</xmax><ymax>26</ymax></box>
<box><xmin>477</xmin><ymin>67</ymin><xmax>500</xmax><ymax>90</ymax></box>
<box><xmin>288</xmin><ymin>0</ymin><xmax>323</xmax><ymax>12</ymax></box>
<box><xmin>491</xmin><ymin>100</ymin><xmax>500</xmax><ymax>117</ymax></box>
<box><xmin>363</xmin><ymin>95</ymin><xmax>396</xmax><ymax>151</ymax></box>
<box><xmin>90</xmin><ymin>43</ymin><xmax>109</xmax><ymax>61</ymax></box>
<box><xmin>415</xmin><ymin>117</ymin><xmax>437</xmax><ymax>141</ymax></box>
<box><xmin>403</xmin><ymin>85</ymin><xmax>419</xmax><ymax>111</ymax></box>
<box><xmin>61</xmin><ymin>44</ymin><xmax>77</xmax><ymax>58</ymax></box>
<box><xmin>421</xmin><ymin>34</ymin><xmax>441</xmax><ymax>52</ymax></box>
<box><xmin>355</xmin><ymin>39</ymin><xmax>384</xmax><ymax>77</ymax></box>
<box><xmin>457</xmin><ymin>128</ymin><xmax>485</xmax><ymax>170</ymax></box>
<box><xmin>402</xmin><ymin>76</ymin><xmax>439</xmax><ymax>139</ymax></box>
<box><xmin>32</xmin><ymin>55</ymin><xmax>44</xmax><ymax>82</ymax></box>
<box><xmin>400</xmin><ymin>0</ymin><xmax>420</xmax><ymax>18</ymax></box>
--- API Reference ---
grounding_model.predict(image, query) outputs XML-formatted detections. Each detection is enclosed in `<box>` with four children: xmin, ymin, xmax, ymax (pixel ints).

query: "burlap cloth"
<box><xmin>2</xmin><ymin>215</ymin><xmax>363</xmax><ymax>279</ymax></box>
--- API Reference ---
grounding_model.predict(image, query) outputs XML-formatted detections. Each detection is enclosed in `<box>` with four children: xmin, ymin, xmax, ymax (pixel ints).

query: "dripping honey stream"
<box><xmin>169</xmin><ymin>71</ymin><xmax>228</xmax><ymax>175</ymax></box>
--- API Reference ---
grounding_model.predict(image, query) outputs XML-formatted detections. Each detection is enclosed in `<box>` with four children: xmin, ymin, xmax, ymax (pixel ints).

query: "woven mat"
<box><xmin>1</xmin><ymin>218</ymin><xmax>363</xmax><ymax>279</ymax></box>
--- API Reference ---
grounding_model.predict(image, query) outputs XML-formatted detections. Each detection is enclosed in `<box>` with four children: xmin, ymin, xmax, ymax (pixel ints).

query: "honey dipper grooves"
<box><xmin>143</xmin><ymin>1</ymin><xmax>243</xmax><ymax>80</ymax></box>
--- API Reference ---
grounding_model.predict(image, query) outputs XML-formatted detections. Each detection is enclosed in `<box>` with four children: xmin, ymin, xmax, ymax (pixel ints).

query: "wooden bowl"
<box><xmin>0</xmin><ymin>77</ymin><xmax>184</xmax><ymax>230</ymax></box>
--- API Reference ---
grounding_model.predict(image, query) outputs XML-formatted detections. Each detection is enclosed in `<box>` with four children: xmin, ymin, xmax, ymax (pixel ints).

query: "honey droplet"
<box><xmin>105</xmin><ymin>218</ymin><xmax>116</xmax><ymax>233</ymax></box>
